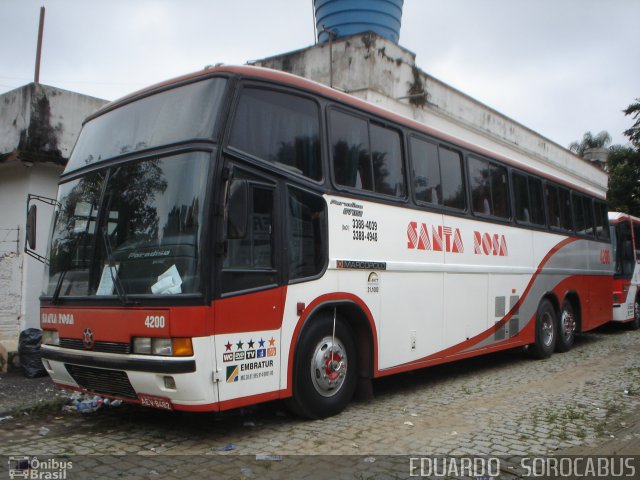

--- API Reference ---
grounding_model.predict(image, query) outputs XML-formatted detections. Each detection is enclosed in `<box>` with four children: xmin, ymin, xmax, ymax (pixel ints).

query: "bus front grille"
<box><xmin>65</xmin><ymin>364</ymin><xmax>137</xmax><ymax>399</ymax></box>
<box><xmin>60</xmin><ymin>338</ymin><xmax>131</xmax><ymax>354</ymax></box>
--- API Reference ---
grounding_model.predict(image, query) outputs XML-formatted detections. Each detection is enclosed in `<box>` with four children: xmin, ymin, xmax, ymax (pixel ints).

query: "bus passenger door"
<box><xmin>213</xmin><ymin>164</ymin><xmax>284</xmax><ymax>403</ymax></box>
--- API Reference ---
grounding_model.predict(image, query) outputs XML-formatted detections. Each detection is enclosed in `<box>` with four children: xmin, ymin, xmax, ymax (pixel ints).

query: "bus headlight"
<box><xmin>132</xmin><ymin>337</ymin><xmax>193</xmax><ymax>356</ymax></box>
<box><xmin>42</xmin><ymin>330</ymin><xmax>60</xmax><ymax>346</ymax></box>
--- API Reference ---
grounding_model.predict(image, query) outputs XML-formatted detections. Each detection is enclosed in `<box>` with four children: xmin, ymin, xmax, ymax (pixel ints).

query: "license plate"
<box><xmin>138</xmin><ymin>394</ymin><xmax>173</xmax><ymax>410</ymax></box>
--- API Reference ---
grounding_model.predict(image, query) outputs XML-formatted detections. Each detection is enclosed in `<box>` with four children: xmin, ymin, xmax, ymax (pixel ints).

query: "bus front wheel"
<box><xmin>288</xmin><ymin>313</ymin><xmax>357</xmax><ymax>419</ymax></box>
<box><xmin>530</xmin><ymin>299</ymin><xmax>557</xmax><ymax>359</ymax></box>
<box><xmin>556</xmin><ymin>299</ymin><xmax>576</xmax><ymax>352</ymax></box>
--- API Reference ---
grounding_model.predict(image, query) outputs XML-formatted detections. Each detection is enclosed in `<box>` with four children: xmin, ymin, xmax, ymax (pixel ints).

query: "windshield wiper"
<box><xmin>101</xmin><ymin>229</ymin><xmax>136</xmax><ymax>305</ymax></box>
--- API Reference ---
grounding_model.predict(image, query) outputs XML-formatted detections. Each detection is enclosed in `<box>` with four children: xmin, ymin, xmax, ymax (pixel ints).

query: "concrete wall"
<box><xmin>0</xmin><ymin>84</ymin><xmax>107</xmax><ymax>368</ymax></box>
<box><xmin>0</xmin><ymin>83</ymin><xmax>107</xmax><ymax>163</ymax></box>
<box><xmin>0</xmin><ymin>162</ymin><xmax>62</xmax><ymax>357</ymax></box>
<box><xmin>254</xmin><ymin>32</ymin><xmax>607</xmax><ymax>198</ymax></box>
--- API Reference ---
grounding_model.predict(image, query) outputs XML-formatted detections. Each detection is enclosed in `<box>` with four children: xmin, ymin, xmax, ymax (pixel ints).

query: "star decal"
<box><xmin>225</xmin><ymin>341</ymin><xmax>232</xmax><ymax>352</ymax></box>
<box><xmin>236</xmin><ymin>340</ymin><xmax>244</xmax><ymax>350</ymax></box>
<box><xmin>258</xmin><ymin>338</ymin><xmax>265</xmax><ymax>348</ymax></box>
<box><xmin>247</xmin><ymin>339</ymin><xmax>255</xmax><ymax>349</ymax></box>
<box><xmin>268</xmin><ymin>337</ymin><xmax>276</xmax><ymax>347</ymax></box>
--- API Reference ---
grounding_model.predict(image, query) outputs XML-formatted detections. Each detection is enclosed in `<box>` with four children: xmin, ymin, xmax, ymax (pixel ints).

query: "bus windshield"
<box><xmin>44</xmin><ymin>151</ymin><xmax>210</xmax><ymax>298</ymax></box>
<box><xmin>66</xmin><ymin>77</ymin><xmax>227</xmax><ymax>173</ymax></box>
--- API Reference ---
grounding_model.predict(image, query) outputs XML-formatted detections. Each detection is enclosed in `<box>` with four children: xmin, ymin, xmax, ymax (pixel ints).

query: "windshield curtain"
<box><xmin>66</xmin><ymin>78</ymin><xmax>227</xmax><ymax>173</ymax></box>
<box><xmin>44</xmin><ymin>152</ymin><xmax>211</xmax><ymax>298</ymax></box>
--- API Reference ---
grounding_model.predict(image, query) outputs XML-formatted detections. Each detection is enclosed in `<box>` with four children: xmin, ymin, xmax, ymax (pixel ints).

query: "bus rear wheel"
<box><xmin>556</xmin><ymin>299</ymin><xmax>576</xmax><ymax>352</ymax></box>
<box><xmin>530</xmin><ymin>299</ymin><xmax>557</xmax><ymax>359</ymax></box>
<box><xmin>288</xmin><ymin>313</ymin><xmax>357</xmax><ymax>419</ymax></box>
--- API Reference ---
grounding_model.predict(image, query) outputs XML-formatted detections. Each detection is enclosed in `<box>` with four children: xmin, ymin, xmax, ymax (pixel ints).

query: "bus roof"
<box><xmin>88</xmin><ymin>65</ymin><xmax>606</xmax><ymax>200</ymax></box>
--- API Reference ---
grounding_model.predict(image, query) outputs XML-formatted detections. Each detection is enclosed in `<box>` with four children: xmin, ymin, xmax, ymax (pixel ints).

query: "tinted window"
<box><xmin>68</xmin><ymin>79</ymin><xmax>226</xmax><ymax>173</ymax></box>
<box><xmin>287</xmin><ymin>188</ymin><xmax>326</xmax><ymax>280</ymax></box>
<box><xmin>439</xmin><ymin>147</ymin><xmax>465</xmax><ymax>210</ymax></box>
<box><xmin>593</xmin><ymin>202</ymin><xmax>610</xmax><ymax>241</ymax></box>
<box><xmin>634</xmin><ymin>222</ymin><xmax>640</xmax><ymax>256</ymax></box>
<box><xmin>223</xmin><ymin>170</ymin><xmax>277</xmax><ymax>294</ymax></box>
<box><xmin>573</xmin><ymin>194</ymin><xmax>586</xmax><ymax>233</ymax></box>
<box><xmin>330</xmin><ymin>111</ymin><xmax>371</xmax><ymax>190</ymax></box>
<box><xmin>513</xmin><ymin>173</ymin><xmax>529</xmax><ymax>222</ymax></box>
<box><xmin>469</xmin><ymin>157</ymin><xmax>509</xmax><ymax>218</ymax></box>
<box><xmin>230</xmin><ymin>88</ymin><xmax>321</xmax><ymax>180</ymax></box>
<box><xmin>529</xmin><ymin>178</ymin><xmax>545</xmax><ymax>225</ymax></box>
<box><xmin>330</xmin><ymin>110</ymin><xmax>406</xmax><ymax>197</ymax></box>
<box><xmin>411</xmin><ymin>138</ymin><xmax>441</xmax><ymax>205</ymax></box>
<box><xmin>370</xmin><ymin>124</ymin><xmax>405</xmax><ymax>196</ymax></box>
<box><xmin>547</xmin><ymin>184</ymin><xmax>572</xmax><ymax>231</ymax></box>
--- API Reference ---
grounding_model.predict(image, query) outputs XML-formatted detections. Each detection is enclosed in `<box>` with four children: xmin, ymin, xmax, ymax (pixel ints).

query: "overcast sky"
<box><xmin>1</xmin><ymin>0</ymin><xmax>638</xmax><ymax>149</ymax></box>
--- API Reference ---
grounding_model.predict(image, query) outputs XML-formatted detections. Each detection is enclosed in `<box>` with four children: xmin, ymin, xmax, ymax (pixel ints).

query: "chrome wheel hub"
<box><xmin>311</xmin><ymin>336</ymin><xmax>348</xmax><ymax>398</ymax></box>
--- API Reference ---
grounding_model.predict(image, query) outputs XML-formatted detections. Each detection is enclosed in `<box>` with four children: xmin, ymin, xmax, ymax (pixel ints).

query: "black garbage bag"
<box><xmin>19</xmin><ymin>328</ymin><xmax>47</xmax><ymax>378</ymax></box>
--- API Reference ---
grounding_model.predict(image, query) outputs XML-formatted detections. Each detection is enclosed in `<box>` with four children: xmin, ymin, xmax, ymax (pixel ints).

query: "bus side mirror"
<box><xmin>227</xmin><ymin>179</ymin><xmax>249</xmax><ymax>239</ymax></box>
<box><xmin>26</xmin><ymin>204</ymin><xmax>37</xmax><ymax>250</ymax></box>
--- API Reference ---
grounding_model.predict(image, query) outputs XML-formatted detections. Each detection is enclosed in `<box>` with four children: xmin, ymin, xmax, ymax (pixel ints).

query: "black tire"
<box><xmin>556</xmin><ymin>298</ymin><xmax>576</xmax><ymax>352</ymax></box>
<box><xmin>627</xmin><ymin>296</ymin><xmax>640</xmax><ymax>330</ymax></box>
<box><xmin>530</xmin><ymin>299</ymin><xmax>557</xmax><ymax>359</ymax></box>
<box><xmin>287</xmin><ymin>313</ymin><xmax>357</xmax><ymax>419</ymax></box>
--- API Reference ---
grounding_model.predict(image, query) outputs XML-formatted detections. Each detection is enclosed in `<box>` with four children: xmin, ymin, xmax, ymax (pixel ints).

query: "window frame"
<box><xmin>467</xmin><ymin>154</ymin><xmax>511</xmax><ymax>221</ymax></box>
<box><xmin>511</xmin><ymin>170</ymin><xmax>546</xmax><ymax>228</ymax></box>
<box><xmin>407</xmin><ymin>134</ymin><xmax>468</xmax><ymax>213</ymax></box>
<box><xmin>327</xmin><ymin>106</ymin><xmax>408</xmax><ymax>202</ymax></box>
<box><xmin>225</xmin><ymin>82</ymin><xmax>326</xmax><ymax>185</ymax></box>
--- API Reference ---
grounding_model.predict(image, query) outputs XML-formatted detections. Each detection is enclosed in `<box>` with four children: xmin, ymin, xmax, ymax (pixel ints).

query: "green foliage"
<box><xmin>607</xmin><ymin>98</ymin><xmax>640</xmax><ymax>215</ymax></box>
<box><xmin>569</xmin><ymin>131</ymin><xmax>611</xmax><ymax>157</ymax></box>
<box><xmin>607</xmin><ymin>145</ymin><xmax>640</xmax><ymax>216</ymax></box>
<box><xmin>623</xmin><ymin>98</ymin><xmax>640</xmax><ymax>149</ymax></box>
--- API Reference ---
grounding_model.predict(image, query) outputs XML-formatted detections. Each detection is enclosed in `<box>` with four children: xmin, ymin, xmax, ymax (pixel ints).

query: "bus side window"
<box><xmin>410</xmin><ymin>137</ymin><xmax>441</xmax><ymax>206</ymax></box>
<box><xmin>370</xmin><ymin>124</ymin><xmax>405</xmax><ymax>197</ymax></box>
<box><xmin>593</xmin><ymin>201</ymin><xmax>610</xmax><ymax>241</ymax></box>
<box><xmin>229</xmin><ymin>88</ymin><xmax>322</xmax><ymax>181</ymax></box>
<box><xmin>330</xmin><ymin>110</ymin><xmax>406</xmax><ymax>198</ymax></box>
<box><xmin>438</xmin><ymin>147</ymin><xmax>465</xmax><ymax>210</ymax></box>
<box><xmin>634</xmin><ymin>223</ymin><xmax>640</xmax><ymax>258</ymax></box>
<box><xmin>330</xmin><ymin>110</ymin><xmax>372</xmax><ymax>191</ymax></box>
<box><xmin>468</xmin><ymin>156</ymin><xmax>509</xmax><ymax>218</ymax></box>
<box><xmin>287</xmin><ymin>187</ymin><xmax>327</xmax><ymax>281</ymax></box>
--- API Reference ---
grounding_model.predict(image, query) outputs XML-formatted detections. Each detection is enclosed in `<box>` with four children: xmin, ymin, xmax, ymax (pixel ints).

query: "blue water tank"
<box><xmin>315</xmin><ymin>0</ymin><xmax>404</xmax><ymax>44</ymax></box>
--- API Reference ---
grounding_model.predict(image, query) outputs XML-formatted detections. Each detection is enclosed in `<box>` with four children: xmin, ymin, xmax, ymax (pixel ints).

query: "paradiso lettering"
<box><xmin>407</xmin><ymin>222</ymin><xmax>508</xmax><ymax>257</ymax></box>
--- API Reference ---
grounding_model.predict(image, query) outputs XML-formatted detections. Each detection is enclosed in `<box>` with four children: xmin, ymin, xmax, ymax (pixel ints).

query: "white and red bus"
<box><xmin>609</xmin><ymin>212</ymin><xmax>640</xmax><ymax>329</ymax></box>
<box><xmin>27</xmin><ymin>66</ymin><xmax>612</xmax><ymax>419</ymax></box>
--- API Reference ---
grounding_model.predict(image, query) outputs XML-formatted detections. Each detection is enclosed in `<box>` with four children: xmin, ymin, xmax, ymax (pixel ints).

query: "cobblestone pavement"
<box><xmin>1</xmin><ymin>324</ymin><xmax>640</xmax><ymax>478</ymax></box>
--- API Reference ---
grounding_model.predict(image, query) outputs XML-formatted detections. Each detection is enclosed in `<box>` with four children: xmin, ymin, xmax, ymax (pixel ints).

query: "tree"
<box><xmin>569</xmin><ymin>130</ymin><xmax>611</xmax><ymax>157</ymax></box>
<box><xmin>623</xmin><ymin>98</ymin><xmax>640</xmax><ymax>148</ymax></box>
<box><xmin>607</xmin><ymin>98</ymin><xmax>640</xmax><ymax>215</ymax></box>
<box><xmin>607</xmin><ymin>145</ymin><xmax>640</xmax><ymax>216</ymax></box>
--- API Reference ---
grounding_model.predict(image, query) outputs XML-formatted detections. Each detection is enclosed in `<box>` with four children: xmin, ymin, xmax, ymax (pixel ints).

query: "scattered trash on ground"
<box><xmin>0</xmin><ymin>416</ymin><xmax>13</xmax><ymax>423</ymax></box>
<box><xmin>62</xmin><ymin>393</ymin><xmax>123</xmax><ymax>413</ymax></box>
<box><xmin>38</xmin><ymin>426</ymin><xmax>50</xmax><ymax>436</ymax></box>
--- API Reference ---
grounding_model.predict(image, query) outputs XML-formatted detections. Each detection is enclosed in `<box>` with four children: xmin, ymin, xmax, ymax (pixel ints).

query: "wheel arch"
<box><xmin>287</xmin><ymin>296</ymin><xmax>377</xmax><ymax>397</ymax></box>
<box><xmin>562</xmin><ymin>290</ymin><xmax>582</xmax><ymax>333</ymax></box>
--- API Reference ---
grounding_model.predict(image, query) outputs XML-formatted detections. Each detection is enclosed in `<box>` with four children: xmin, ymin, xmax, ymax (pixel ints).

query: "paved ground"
<box><xmin>1</xmin><ymin>323</ymin><xmax>639</xmax><ymax>478</ymax></box>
